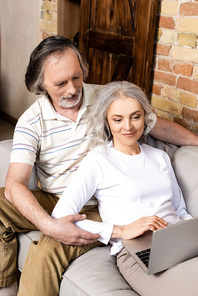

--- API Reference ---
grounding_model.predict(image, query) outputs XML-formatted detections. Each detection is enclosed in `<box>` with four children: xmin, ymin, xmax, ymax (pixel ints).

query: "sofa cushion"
<box><xmin>61</xmin><ymin>245</ymin><xmax>138</xmax><ymax>296</ymax></box>
<box><xmin>171</xmin><ymin>146</ymin><xmax>198</xmax><ymax>217</ymax></box>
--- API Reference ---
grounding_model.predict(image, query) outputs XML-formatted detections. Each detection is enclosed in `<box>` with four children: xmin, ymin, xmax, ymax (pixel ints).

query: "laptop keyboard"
<box><xmin>136</xmin><ymin>248</ymin><xmax>151</xmax><ymax>267</ymax></box>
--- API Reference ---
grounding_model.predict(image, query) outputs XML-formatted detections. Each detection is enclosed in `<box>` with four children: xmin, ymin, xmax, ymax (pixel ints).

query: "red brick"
<box><xmin>154</xmin><ymin>71</ymin><xmax>176</xmax><ymax>86</ymax></box>
<box><xmin>174</xmin><ymin>63</ymin><xmax>193</xmax><ymax>77</ymax></box>
<box><xmin>158</xmin><ymin>58</ymin><xmax>174</xmax><ymax>72</ymax></box>
<box><xmin>182</xmin><ymin>107</ymin><xmax>198</xmax><ymax>122</ymax></box>
<box><xmin>180</xmin><ymin>3</ymin><xmax>198</xmax><ymax>16</ymax></box>
<box><xmin>177</xmin><ymin>77</ymin><xmax>198</xmax><ymax>95</ymax></box>
<box><xmin>152</xmin><ymin>84</ymin><xmax>162</xmax><ymax>95</ymax></box>
<box><xmin>158</xmin><ymin>16</ymin><xmax>175</xmax><ymax>29</ymax></box>
<box><xmin>155</xmin><ymin>44</ymin><xmax>170</xmax><ymax>56</ymax></box>
<box><xmin>174</xmin><ymin>117</ymin><xmax>191</xmax><ymax>129</ymax></box>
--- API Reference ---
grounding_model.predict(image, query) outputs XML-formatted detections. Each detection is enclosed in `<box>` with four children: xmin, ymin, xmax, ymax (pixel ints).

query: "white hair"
<box><xmin>86</xmin><ymin>81</ymin><xmax>153</xmax><ymax>148</ymax></box>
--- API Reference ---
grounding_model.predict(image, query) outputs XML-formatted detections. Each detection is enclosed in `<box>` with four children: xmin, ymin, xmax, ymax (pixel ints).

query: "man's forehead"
<box><xmin>45</xmin><ymin>48</ymin><xmax>78</xmax><ymax>67</ymax></box>
<box><xmin>43</xmin><ymin>49</ymin><xmax>82</xmax><ymax>82</ymax></box>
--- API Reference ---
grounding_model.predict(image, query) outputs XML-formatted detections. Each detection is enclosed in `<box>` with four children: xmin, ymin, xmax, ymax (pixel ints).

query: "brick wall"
<box><xmin>39</xmin><ymin>0</ymin><xmax>198</xmax><ymax>133</ymax></box>
<box><xmin>152</xmin><ymin>0</ymin><xmax>198</xmax><ymax>134</ymax></box>
<box><xmin>40</xmin><ymin>0</ymin><xmax>58</xmax><ymax>41</ymax></box>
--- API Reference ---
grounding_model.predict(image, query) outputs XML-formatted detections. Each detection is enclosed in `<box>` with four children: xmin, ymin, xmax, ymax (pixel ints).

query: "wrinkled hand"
<box><xmin>113</xmin><ymin>215</ymin><xmax>168</xmax><ymax>240</ymax></box>
<box><xmin>46</xmin><ymin>214</ymin><xmax>100</xmax><ymax>246</ymax></box>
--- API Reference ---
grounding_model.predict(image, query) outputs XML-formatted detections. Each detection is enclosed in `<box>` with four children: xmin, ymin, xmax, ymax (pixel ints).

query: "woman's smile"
<box><xmin>122</xmin><ymin>132</ymin><xmax>136</xmax><ymax>138</ymax></box>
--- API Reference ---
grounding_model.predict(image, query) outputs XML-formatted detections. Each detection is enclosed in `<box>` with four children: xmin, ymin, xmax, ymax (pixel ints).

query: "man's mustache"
<box><xmin>60</xmin><ymin>89</ymin><xmax>81</xmax><ymax>100</ymax></box>
<box><xmin>61</xmin><ymin>94</ymin><xmax>76</xmax><ymax>99</ymax></box>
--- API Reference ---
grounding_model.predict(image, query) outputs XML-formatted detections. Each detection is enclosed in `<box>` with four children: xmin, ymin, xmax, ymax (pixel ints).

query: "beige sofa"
<box><xmin>0</xmin><ymin>137</ymin><xmax>198</xmax><ymax>295</ymax></box>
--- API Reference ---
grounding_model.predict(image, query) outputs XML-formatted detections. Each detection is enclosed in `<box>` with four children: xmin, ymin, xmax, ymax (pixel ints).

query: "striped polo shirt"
<box><xmin>10</xmin><ymin>83</ymin><xmax>96</xmax><ymax>197</ymax></box>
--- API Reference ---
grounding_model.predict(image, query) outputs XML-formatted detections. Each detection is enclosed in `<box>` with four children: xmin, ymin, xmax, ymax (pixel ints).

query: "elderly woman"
<box><xmin>52</xmin><ymin>81</ymin><xmax>198</xmax><ymax>296</ymax></box>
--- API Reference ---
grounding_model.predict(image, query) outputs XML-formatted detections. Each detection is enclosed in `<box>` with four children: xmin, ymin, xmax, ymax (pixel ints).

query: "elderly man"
<box><xmin>0</xmin><ymin>36</ymin><xmax>198</xmax><ymax>296</ymax></box>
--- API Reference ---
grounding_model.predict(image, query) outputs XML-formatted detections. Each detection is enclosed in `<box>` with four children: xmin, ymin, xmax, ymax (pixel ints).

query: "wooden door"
<box><xmin>79</xmin><ymin>0</ymin><xmax>158</xmax><ymax>95</ymax></box>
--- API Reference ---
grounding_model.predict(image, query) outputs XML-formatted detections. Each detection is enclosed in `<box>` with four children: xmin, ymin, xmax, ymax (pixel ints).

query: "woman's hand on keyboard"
<box><xmin>112</xmin><ymin>215</ymin><xmax>168</xmax><ymax>240</ymax></box>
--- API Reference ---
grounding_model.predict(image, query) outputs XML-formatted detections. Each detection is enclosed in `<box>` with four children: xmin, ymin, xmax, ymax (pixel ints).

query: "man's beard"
<box><xmin>58</xmin><ymin>88</ymin><xmax>82</xmax><ymax>108</ymax></box>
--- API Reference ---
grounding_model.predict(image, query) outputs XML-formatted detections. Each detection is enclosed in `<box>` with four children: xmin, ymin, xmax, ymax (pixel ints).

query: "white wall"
<box><xmin>0</xmin><ymin>0</ymin><xmax>41</xmax><ymax>120</ymax></box>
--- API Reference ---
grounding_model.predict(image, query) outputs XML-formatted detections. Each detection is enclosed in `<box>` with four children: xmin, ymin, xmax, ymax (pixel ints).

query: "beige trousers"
<box><xmin>0</xmin><ymin>187</ymin><xmax>102</xmax><ymax>296</ymax></box>
<box><xmin>117</xmin><ymin>247</ymin><xmax>198</xmax><ymax>296</ymax></box>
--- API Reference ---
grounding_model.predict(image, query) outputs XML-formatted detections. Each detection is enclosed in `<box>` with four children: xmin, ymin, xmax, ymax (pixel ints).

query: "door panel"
<box><xmin>79</xmin><ymin>0</ymin><xmax>158</xmax><ymax>95</ymax></box>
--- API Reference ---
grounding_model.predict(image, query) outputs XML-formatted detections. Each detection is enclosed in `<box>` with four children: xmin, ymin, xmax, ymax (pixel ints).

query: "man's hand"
<box><xmin>112</xmin><ymin>215</ymin><xmax>168</xmax><ymax>240</ymax></box>
<box><xmin>5</xmin><ymin>163</ymin><xmax>99</xmax><ymax>246</ymax></box>
<box><xmin>46</xmin><ymin>214</ymin><xmax>100</xmax><ymax>246</ymax></box>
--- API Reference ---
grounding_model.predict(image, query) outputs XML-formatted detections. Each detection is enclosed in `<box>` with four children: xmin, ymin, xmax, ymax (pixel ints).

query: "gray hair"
<box><xmin>25</xmin><ymin>35</ymin><xmax>89</xmax><ymax>95</ymax></box>
<box><xmin>86</xmin><ymin>81</ymin><xmax>153</xmax><ymax>148</ymax></box>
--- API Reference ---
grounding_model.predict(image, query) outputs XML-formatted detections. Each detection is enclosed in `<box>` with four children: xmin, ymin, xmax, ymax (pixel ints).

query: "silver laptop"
<box><xmin>122</xmin><ymin>217</ymin><xmax>198</xmax><ymax>275</ymax></box>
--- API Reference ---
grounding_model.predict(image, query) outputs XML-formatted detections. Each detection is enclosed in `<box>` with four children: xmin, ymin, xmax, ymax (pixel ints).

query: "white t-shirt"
<box><xmin>52</xmin><ymin>143</ymin><xmax>192</xmax><ymax>255</ymax></box>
